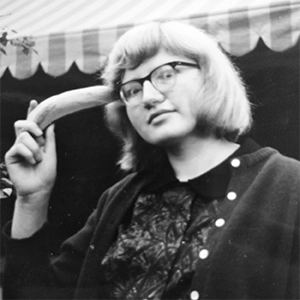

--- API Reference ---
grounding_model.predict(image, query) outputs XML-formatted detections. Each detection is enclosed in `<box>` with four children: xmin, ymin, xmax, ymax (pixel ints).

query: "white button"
<box><xmin>199</xmin><ymin>249</ymin><xmax>209</xmax><ymax>259</ymax></box>
<box><xmin>227</xmin><ymin>191</ymin><xmax>237</xmax><ymax>201</ymax></box>
<box><xmin>231</xmin><ymin>158</ymin><xmax>241</xmax><ymax>168</ymax></box>
<box><xmin>215</xmin><ymin>218</ymin><xmax>225</xmax><ymax>227</ymax></box>
<box><xmin>190</xmin><ymin>290</ymin><xmax>200</xmax><ymax>300</ymax></box>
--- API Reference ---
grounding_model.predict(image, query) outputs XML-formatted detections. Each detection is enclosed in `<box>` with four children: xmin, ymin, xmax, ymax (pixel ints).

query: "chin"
<box><xmin>140</xmin><ymin>123</ymin><xmax>193</xmax><ymax>146</ymax></box>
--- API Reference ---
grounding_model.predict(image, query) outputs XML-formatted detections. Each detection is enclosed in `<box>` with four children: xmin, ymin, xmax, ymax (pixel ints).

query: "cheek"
<box><xmin>174</xmin><ymin>85</ymin><xmax>201</xmax><ymax>118</ymax></box>
<box><xmin>189</xmin><ymin>91</ymin><xmax>201</xmax><ymax>114</ymax></box>
<box><xmin>189</xmin><ymin>82</ymin><xmax>205</xmax><ymax>116</ymax></box>
<box><xmin>126</xmin><ymin>107</ymin><xmax>143</xmax><ymax>132</ymax></box>
<box><xmin>125</xmin><ymin>107</ymin><xmax>134</xmax><ymax>126</ymax></box>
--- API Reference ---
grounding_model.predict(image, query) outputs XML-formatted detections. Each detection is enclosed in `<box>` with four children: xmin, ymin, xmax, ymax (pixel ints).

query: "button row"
<box><xmin>195</xmin><ymin>216</ymin><xmax>227</xmax><ymax>298</ymax></box>
<box><xmin>228</xmin><ymin>158</ymin><xmax>239</xmax><ymax>202</ymax></box>
<box><xmin>190</xmin><ymin>161</ymin><xmax>241</xmax><ymax>300</ymax></box>
<box><xmin>198</xmin><ymin>218</ymin><xmax>226</xmax><ymax>259</ymax></box>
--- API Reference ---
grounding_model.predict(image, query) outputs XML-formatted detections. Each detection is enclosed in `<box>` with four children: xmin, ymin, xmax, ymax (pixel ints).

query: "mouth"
<box><xmin>148</xmin><ymin>109</ymin><xmax>174</xmax><ymax>124</ymax></box>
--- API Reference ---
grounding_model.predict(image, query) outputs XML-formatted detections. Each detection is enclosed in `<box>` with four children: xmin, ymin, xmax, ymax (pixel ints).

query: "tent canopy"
<box><xmin>1</xmin><ymin>0</ymin><xmax>299</xmax><ymax>79</ymax></box>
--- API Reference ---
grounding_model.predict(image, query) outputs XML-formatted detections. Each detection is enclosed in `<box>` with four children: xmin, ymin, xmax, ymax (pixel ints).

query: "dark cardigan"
<box><xmin>3</xmin><ymin>146</ymin><xmax>300</xmax><ymax>299</ymax></box>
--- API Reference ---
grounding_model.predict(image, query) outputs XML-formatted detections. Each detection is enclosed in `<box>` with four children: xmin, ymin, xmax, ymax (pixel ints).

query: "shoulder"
<box><xmin>242</xmin><ymin>147</ymin><xmax>300</xmax><ymax>170</ymax></box>
<box><xmin>96</xmin><ymin>171</ymin><xmax>146</xmax><ymax>208</ymax></box>
<box><xmin>265</xmin><ymin>150</ymin><xmax>299</xmax><ymax>174</ymax></box>
<box><xmin>105</xmin><ymin>172</ymin><xmax>141</xmax><ymax>195</ymax></box>
<box><xmin>243</xmin><ymin>147</ymin><xmax>300</xmax><ymax>178</ymax></box>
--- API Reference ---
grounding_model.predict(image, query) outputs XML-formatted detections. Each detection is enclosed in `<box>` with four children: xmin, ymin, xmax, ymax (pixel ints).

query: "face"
<box><xmin>122</xmin><ymin>49</ymin><xmax>203</xmax><ymax>148</ymax></box>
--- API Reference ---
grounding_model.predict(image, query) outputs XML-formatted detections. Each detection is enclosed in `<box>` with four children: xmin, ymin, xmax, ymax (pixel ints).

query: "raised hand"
<box><xmin>5</xmin><ymin>100</ymin><xmax>58</xmax><ymax>238</ymax></box>
<box><xmin>5</xmin><ymin>100</ymin><xmax>57</xmax><ymax>198</ymax></box>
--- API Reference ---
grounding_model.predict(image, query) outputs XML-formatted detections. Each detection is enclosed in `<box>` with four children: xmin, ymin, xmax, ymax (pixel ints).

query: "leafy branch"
<box><xmin>0</xmin><ymin>28</ymin><xmax>37</xmax><ymax>55</ymax></box>
<box><xmin>0</xmin><ymin>161</ymin><xmax>15</xmax><ymax>198</ymax></box>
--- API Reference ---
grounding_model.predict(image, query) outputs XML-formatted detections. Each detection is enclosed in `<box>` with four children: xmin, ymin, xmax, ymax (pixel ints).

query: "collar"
<box><xmin>144</xmin><ymin>138</ymin><xmax>261</xmax><ymax>198</ymax></box>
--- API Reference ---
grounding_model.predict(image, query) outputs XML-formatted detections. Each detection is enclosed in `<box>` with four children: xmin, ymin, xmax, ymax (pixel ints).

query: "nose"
<box><xmin>141</xmin><ymin>80</ymin><xmax>165</xmax><ymax>106</ymax></box>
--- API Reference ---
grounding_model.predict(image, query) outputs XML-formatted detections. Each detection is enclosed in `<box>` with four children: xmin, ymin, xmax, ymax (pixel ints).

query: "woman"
<box><xmin>3</xmin><ymin>21</ymin><xmax>299</xmax><ymax>299</ymax></box>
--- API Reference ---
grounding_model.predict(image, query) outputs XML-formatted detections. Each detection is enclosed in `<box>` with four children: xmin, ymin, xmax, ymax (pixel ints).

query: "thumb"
<box><xmin>44</xmin><ymin>124</ymin><xmax>56</xmax><ymax>154</ymax></box>
<box><xmin>27</xmin><ymin>100</ymin><xmax>39</xmax><ymax>117</ymax></box>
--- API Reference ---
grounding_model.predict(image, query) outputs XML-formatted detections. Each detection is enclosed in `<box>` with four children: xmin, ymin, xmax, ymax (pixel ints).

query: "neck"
<box><xmin>165</xmin><ymin>136</ymin><xmax>240</xmax><ymax>182</ymax></box>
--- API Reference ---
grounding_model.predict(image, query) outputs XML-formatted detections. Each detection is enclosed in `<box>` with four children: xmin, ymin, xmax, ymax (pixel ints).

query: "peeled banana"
<box><xmin>27</xmin><ymin>86</ymin><xmax>114</xmax><ymax>130</ymax></box>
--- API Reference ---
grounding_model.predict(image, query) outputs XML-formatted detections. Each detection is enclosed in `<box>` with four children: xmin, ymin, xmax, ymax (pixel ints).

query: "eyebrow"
<box><xmin>121</xmin><ymin>64</ymin><xmax>161</xmax><ymax>86</ymax></box>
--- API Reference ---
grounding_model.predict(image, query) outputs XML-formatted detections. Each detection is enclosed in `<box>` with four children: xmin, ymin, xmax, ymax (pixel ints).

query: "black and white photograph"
<box><xmin>1</xmin><ymin>0</ymin><xmax>299</xmax><ymax>299</ymax></box>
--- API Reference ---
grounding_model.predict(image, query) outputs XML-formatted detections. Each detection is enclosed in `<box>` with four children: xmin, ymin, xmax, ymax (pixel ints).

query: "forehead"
<box><xmin>121</xmin><ymin>49</ymin><xmax>190</xmax><ymax>84</ymax></box>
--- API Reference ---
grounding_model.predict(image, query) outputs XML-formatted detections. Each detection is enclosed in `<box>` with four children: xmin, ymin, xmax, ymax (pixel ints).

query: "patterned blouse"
<box><xmin>101</xmin><ymin>143</ymin><xmax>249</xmax><ymax>299</ymax></box>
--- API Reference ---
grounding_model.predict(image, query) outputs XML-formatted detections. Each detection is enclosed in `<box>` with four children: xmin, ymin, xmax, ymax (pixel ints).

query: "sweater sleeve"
<box><xmin>2</xmin><ymin>173</ymin><xmax>138</xmax><ymax>300</ymax></box>
<box><xmin>2</xmin><ymin>206</ymin><xmax>98</xmax><ymax>300</ymax></box>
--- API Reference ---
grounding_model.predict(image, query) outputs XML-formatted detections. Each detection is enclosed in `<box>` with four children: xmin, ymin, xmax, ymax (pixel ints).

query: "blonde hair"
<box><xmin>102</xmin><ymin>21</ymin><xmax>252</xmax><ymax>172</ymax></box>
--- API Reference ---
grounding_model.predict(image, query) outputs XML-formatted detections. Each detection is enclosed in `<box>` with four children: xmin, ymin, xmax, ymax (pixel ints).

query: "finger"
<box><xmin>44</xmin><ymin>124</ymin><xmax>56</xmax><ymax>154</ymax></box>
<box><xmin>17</xmin><ymin>132</ymin><xmax>43</xmax><ymax>162</ymax></box>
<box><xmin>6</xmin><ymin>143</ymin><xmax>37</xmax><ymax>165</ymax></box>
<box><xmin>27</xmin><ymin>100</ymin><xmax>39</xmax><ymax>117</ymax></box>
<box><xmin>35</xmin><ymin>135</ymin><xmax>46</xmax><ymax>148</ymax></box>
<box><xmin>15</xmin><ymin>120</ymin><xmax>43</xmax><ymax>137</ymax></box>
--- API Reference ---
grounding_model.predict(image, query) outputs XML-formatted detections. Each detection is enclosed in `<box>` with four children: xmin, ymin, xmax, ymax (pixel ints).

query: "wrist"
<box><xmin>12</xmin><ymin>192</ymin><xmax>51</xmax><ymax>239</ymax></box>
<box><xmin>16</xmin><ymin>189</ymin><xmax>52</xmax><ymax>203</ymax></box>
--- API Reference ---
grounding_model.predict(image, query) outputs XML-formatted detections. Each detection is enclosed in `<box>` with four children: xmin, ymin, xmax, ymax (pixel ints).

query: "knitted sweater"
<box><xmin>3</xmin><ymin>146</ymin><xmax>300</xmax><ymax>299</ymax></box>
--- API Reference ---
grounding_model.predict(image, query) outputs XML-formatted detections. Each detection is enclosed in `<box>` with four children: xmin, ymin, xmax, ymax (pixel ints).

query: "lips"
<box><xmin>148</xmin><ymin>109</ymin><xmax>174</xmax><ymax>124</ymax></box>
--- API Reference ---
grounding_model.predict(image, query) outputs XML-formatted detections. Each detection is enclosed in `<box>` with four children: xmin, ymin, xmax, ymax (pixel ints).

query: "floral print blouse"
<box><xmin>101</xmin><ymin>143</ymin><xmax>250</xmax><ymax>299</ymax></box>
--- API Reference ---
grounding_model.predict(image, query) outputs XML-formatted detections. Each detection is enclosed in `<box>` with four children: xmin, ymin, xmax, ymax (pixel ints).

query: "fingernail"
<box><xmin>36</xmin><ymin>135</ymin><xmax>45</xmax><ymax>147</ymax></box>
<box><xmin>36</xmin><ymin>129</ymin><xmax>43</xmax><ymax>136</ymax></box>
<box><xmin>30</xmin><ymin>157</ymin><xmax>36</xmax><ymax>165</ymax></box>
<box><xmin>36</xmin><ymin>154</ymin><xmax>42</xmax><ymax>163</ymax></box>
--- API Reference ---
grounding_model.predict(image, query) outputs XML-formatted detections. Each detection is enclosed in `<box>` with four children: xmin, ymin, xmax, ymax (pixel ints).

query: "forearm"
<box><xmin>11</xmin><ymin>191</ymin><xmax>51</xmax><ymax>239</ymax></box>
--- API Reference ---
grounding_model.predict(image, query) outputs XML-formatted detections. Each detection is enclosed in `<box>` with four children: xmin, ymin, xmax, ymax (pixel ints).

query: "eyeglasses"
<box><xmin>119</xmin><ymin>61</ymin><xmax>200</xmax><ymax>105</ymax></box>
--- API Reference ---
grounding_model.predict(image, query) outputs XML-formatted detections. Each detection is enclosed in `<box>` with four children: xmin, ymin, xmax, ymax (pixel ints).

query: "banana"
<box><xmin>27</xmin><ymin>86</ymin><xmax>114</xmax><ymax>130</ymax></box>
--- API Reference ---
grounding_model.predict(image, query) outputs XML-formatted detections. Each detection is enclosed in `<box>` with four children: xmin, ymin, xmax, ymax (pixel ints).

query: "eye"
<box><xmin>155</xmin><ymin>66</ymin><xmax>175</xmax><ymax>82</ymax></box>
<box><xmin>122</xmin><ymin>82</ymin><xmax>142</xmax><ymax>99</ymax></box>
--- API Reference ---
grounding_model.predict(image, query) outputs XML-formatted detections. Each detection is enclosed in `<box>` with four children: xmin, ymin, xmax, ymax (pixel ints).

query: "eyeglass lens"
<box><xmin>121</xmin><ymin>65</ymin><xmax>176</xmax><ymax>103</ymax></box>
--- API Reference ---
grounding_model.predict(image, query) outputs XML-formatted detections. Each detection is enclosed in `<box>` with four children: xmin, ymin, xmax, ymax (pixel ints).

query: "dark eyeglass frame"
<box><xmin>119</xmin><ymin>61</ymin><xmax>200</xmax><ymax>103</ymax></box>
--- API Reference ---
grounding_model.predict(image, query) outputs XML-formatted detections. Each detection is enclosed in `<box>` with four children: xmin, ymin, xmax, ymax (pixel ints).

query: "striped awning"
<box><xmin>1</xmin><ymin>0</ymin><xmax>299</xmax><ymax>79</ymax></box>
